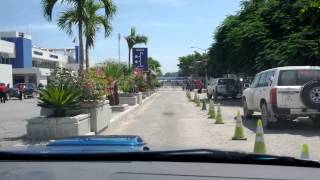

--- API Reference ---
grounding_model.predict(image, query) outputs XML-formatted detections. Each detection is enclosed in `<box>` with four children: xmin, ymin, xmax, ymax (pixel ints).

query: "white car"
<box><xmin>207</xmin><ymin>78</ymin><xmax>239</xmax><ymax>100</ymax></box>
<box><xmin>242</xmin><ymin>66</ymin><xmax>320</xmax><ymax>128</ymax></box>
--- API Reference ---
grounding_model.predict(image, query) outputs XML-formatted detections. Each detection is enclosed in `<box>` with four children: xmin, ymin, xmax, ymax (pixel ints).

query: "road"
<box><xmin>0</xmin><ymin>98</ymin><xmax>40</xmax><ymax>147</ymax></box>
<box><xmin>103</xmin><ymin>88</ymin><xmax>320</xmax><ymax>160</ymax></box>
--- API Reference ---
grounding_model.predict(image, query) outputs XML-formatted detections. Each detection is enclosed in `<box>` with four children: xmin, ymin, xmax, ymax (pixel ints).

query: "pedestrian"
<box><xmin>0</xmin><ymin>83</ymin><xmax>7</xmax><ymax>103</ymax></box>
<box><xmin>18</xmin><ymin>83</ymin><xmax>24</xmax><ymax>101</ymax></box>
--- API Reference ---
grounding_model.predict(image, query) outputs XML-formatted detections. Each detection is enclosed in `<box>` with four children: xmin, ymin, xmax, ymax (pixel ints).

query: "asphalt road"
<box><xmin>104</xmin><ymin>88</ymin><xmax>320</xmax><ymax>160</ymax></box>
<box><xmin>0</xmin><ymin>98</ymin><xmax>40</xmax><ymax>147</ymax></box>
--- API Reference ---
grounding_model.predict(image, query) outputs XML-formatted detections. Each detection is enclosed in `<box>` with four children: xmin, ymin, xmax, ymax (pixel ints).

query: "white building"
<box><xmin>0</xmin><ymin>31</ymin><xmax>79</xmax><ymax>86</ymax></box>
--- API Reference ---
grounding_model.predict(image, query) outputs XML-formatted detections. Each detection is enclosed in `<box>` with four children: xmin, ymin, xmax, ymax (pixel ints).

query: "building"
<box><xmin>0</xmin><ymin>31</ymin><xmax>79</xmax><ymax>86</ymax></box>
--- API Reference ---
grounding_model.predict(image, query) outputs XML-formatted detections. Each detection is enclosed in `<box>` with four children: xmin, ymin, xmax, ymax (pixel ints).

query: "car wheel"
<box><xmin>261</xmin><ymin>103</ymin><xmax>276</xmax><ymax>128</ymax></box>
<box><xmin>207</xmin><ymin>93</ymin><xmax>212</xmax><ymax>99</ymax></box>
<box><xmin>243</xmin><ymin>99</ymin><xmax>253</xmax><ymax>119</ymax></box>
<box><xmin>311</xmin><ymin>116</ymin><xmax>320</xmax><ymax>128</ymax></box>
<box><xmin>232</xmin><ymin>94</ymin><xmax>237</xmax><ymax>99</ymax></box>
<box><xmin>301</xmin><ymin>81</ymin><xmax>320</xmax><ymax>109</ymax></box>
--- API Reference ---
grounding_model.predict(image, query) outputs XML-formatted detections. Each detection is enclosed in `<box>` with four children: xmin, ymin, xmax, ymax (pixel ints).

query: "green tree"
<box><xmin>177</xmin><ymin>51</ymin><xmax>206</xmax><ymax>77</ymax></box>
<box><xmin>42</xmin><ymin>0</ymin><xmax>116</xmax><ymax>71</ymax></box>
<box><xmin>125</xmin><ymin>27</ymin><xmax>148</xmax><ymax>69</ymax></box>
<box><xmin>207</xmin><ymin>0</ymin><xmax>320</xmax><ymax>77</ymax></box>
<box><xmin>148</xmin><ymin>57</ymin><xmax>162</xmax><ymax>75</ymax></box>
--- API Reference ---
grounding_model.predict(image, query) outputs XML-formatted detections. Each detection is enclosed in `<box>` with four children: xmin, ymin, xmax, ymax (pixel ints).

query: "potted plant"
<box><xmin>26</xmin><ymin>81</ymin><xmax>92</xmax><ymax>140</ymax></box>
<box><xmin>80</xmin><ymin>68</ymin><xmax>112</xmax><ymax>133</ymax></box>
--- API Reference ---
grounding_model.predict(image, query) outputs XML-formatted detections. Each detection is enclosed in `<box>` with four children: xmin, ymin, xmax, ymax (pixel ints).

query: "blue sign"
<box><xmin>132</xmin><ymin>48</ymin><xmax>148</xmax><ymax>71</ymax></box>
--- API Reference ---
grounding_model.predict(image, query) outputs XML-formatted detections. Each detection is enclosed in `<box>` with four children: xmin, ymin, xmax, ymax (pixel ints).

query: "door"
<box><xmin>246</xmin><ymin>74</ymin><xmax>261</xmax><ymax>110</ymax></box>
<box><xmin>254</xmin><ymin>72</ymin><xmax>268</xmax><ymax>111</ymax></box>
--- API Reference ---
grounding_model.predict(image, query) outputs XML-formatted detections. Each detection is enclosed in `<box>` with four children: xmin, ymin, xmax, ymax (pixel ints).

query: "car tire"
<box><xmin>301</xmin><ymin>81</ymin><xmax>320</xmax><ymax>109</ymax></box>
<box><xmin>243</xmin><ymin>99</ymin><xmax>253</xmax><ymax>119</ymax></box>
<box><xmin>213</xmin><ymin>91</ymin><xmax>218</xmax><ymax>101</ymax></box>
<box><xmin>311</xmin><ymin>116</ymin><xmax>320</xmax><ymax>128</ymax></box>
<box><xmin>207</xmin><ymin>93</ymin><xmax>212</xmax><ymax>99</ymax></box>
<box><xmin>261</xmin><ymin>103</ymin><xmax>275</xmax><ymax>129</ymax></box>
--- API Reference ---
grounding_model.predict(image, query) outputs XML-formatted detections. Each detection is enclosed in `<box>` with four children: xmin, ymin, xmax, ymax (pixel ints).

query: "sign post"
<box><xmin>132</xmin><ymin>48</ymin><xmax>148</xmax><ymax>71</ymax></box>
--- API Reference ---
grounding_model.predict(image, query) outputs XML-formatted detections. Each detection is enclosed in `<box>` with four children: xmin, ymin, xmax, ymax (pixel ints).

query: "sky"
<box><xmin>0</xmin><ymin>0</ymin><xmax>241</xmax><ymax>73</ymax></box>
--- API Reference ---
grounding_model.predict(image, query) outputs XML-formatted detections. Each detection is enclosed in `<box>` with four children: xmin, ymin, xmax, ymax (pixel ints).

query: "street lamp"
<box><xmin>190</xmin><ymin>46</ymin><xmax>209</xmax><ymax>88</ymax></box>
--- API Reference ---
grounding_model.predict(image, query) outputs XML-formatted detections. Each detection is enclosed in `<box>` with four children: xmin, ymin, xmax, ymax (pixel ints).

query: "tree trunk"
<box><xmin>85</xmin><ymin>40</ymin><xmax>89</xmax><ymax>70</ymax></box>
<box><xmin>78</xmin><ymin>22</ymin><xmax>84</xmax><ymax>72</ymax></box>
<box><xmin>128</xmin><ymin>47</ymin><xmax>131</xmax><ymax>69</ymax></box>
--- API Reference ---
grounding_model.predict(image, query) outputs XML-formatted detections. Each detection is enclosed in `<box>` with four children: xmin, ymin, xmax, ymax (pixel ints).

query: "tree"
<box><xmin>42</xmin><ymin>0</ymin><xmax>116</xmax><ymax>72</ymax></box>
<box><xmin>125</xmin><ymin>27</ymin><xmax>148</xmax><ymax>69</ymax></box>
<box><xmin>148</xmin><ymin>57</ymin><xmax>162</xmax><ymax>75</ymax></box>
<box><xmin>207</xmin><ymin>0</ymin><xmax>320</xmax><ymax>76</ymax></box>
<box><xmin>177</xmin><ymin>51</ymin><xmax>206</xmax><ymax>77</ymax></box>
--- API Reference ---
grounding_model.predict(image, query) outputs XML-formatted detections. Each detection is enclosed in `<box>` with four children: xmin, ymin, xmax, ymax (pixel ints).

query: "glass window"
<box><xmin>278</xmin><ymin>70</ymin><xmax>320</xmax><ymax>86</ymax></box>
<box><xmin>257</xmin><ymin>73</ymin><xmax>267</xmax><ymax>87</ymax></box>
<box><xmin>265</xmin><ymin>71</ymin><xmax>275</xmax><ymax>86</ymax></box>
<box><xmin>250</xmin><ymin>74</ymin><xmax>261</xmax><ymax>88</ymax></box>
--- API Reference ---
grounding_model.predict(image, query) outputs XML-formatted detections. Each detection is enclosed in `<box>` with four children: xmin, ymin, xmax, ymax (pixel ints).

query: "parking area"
<box><xmin>0</xmin><ymin>98</ymin><xmax>40</xmax><ymax>147</ymax></box>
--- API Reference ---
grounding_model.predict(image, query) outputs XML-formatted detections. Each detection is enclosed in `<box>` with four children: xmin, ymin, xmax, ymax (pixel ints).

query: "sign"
<box><xmin>132</xmin><ymin>48</ymin><xmax>148</xmax><ymax>71</ymax></box>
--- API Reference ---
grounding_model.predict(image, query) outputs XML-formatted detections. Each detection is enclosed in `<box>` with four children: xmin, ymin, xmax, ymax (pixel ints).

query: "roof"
<box><xmin>259</xmin><ymin>66</ymin><xmax>320</xmax><ymax>74</ymax></box>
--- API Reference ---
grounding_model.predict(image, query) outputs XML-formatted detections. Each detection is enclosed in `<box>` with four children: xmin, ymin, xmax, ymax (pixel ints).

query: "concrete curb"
<box><xmin>105</xmin><ymin>92</ymin><xmax>159</xmax><ymax>126</ymax></box>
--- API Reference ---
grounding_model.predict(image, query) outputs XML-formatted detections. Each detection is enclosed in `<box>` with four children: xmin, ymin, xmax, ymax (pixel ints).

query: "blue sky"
<box><xmin>0</xmin><ymin>0</ymin><xmax>241</xmax><ymax>73</ymax></box>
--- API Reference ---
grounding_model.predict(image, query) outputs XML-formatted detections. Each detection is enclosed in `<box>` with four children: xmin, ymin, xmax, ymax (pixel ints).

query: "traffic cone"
<box><xmin>201</xmin><ymin>99</ymin><xmax>207</xmax><ymax>110</ymax></box>
<box><xmin>253</xmin><ymin>119</ymin><xmax>266</xmax><ymax>154</ymax></box>
<box><xmin>209</xmin><ymin>101</ymin><xmax>216</xmax><ymax>119</ymax></box>
<box><xmin>300</xmin><ymin>144</ymin><xmax>310</xmax><ymax>160</ymax></box>
<box><xmin>232</xmin><ymin>111</ymin><xmax>247</xmax><ymax>140</ymax></box>
<box><xmin>208</xmin><ymin>100</ymin><xmax>213</xmax><ymax>115</ymax></box>
<box><xmin>214</xmin><ymin>104</ymin><xmax>224</xmax><ymax>124</ymax></box>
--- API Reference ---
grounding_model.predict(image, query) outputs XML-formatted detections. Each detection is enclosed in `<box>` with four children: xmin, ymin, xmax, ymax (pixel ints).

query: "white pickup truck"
<box><xmin>242</xmin><ymin>66</ymin><xmax>320</xmax><ymax>128</ymax></box>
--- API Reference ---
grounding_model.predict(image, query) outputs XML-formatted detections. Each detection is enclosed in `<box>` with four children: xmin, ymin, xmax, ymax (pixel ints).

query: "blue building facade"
<box><xmin>2</xmin><ymin>37</ymin><xmax>32</xmax><ymax>68</ymax></box>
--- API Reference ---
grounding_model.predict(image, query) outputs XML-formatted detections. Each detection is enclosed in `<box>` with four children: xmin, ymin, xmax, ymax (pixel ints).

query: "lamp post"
<box><xmin>190</xmin><ymin>46</ymin><xmax>209</xmax><ymax>88</ymax></box>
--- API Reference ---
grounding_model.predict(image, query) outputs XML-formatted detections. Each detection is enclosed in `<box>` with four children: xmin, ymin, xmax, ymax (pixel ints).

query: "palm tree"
<box><xmin>125</xmin><ymin>27</ymin><xmax>148</xmax><ymax>69</ymax></box>
<box><xmin>148</xmin><ymin>57</ymin><xmax>162</xmax><ymax>75</ymax></box>
<box><xmin>83</xmin><ymin>1</ymin><xmax>115</xmax><ymax>69</ymax></box>
<box><xmin>41</xmin><ymin>0</ymin><xmax>116</xmax><ymax>72</ymax></box>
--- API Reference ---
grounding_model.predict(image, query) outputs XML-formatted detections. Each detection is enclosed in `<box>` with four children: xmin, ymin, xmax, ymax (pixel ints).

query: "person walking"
<box><xmin>18</xmin><ymin>83</ymin><xmax>24</xmax><ymax>101</ymax></box>
<box><xmin>0</xmin><ymin>83</ymin><xmax>7</xmax><ymax>103</ymax></box>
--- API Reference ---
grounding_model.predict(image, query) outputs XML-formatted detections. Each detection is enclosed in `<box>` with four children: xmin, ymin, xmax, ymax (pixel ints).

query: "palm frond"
<box><xmin>41</xmin><ymin>0</ymin><xmax>59</xmax><ymax>21</ymax></box>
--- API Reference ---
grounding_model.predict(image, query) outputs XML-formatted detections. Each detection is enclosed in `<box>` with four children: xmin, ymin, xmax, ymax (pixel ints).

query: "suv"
<box><xmin>207</xmin><ymin>78</ymin><xmax>239</xmax><ymax>100</ymax></box>
<box><xmin>242</xmin><ymin>66</ymin><xmax>320</xmax><ymax>128</ymax></box>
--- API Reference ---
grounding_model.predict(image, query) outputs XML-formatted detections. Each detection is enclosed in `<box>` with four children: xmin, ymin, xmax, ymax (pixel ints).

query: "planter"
<box><xmin>119</xmin><ymin>93</ymin><xmax>138</xmax><ymax>106</ymax></box>
<box><xmin>142</xmin><ymin>92</ymin><xmax>149</xmax><ymax>99</ymax></box>
<box><xmin>81</xmin><ymin>100</ymin><xmax>112</xmax><ymax>133</ymax></box>
<box><xmin>111</xmin><ymin>104</ymin><xmax>129</xmax><ymax>112</ymax></box>
<box><xmin>27</xmin><ymin>114</ymin><xmax>92</xmax><ymax>140</ymax></box>
<box><xmin>132</xmin><ymin>92</ymin><xmax>142</xmax><ymax>104</ymax></box>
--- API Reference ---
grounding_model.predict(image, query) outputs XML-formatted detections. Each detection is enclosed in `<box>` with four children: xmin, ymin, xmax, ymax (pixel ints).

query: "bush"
<box><xmin>38</xmin><ymin>83</ymin><xmax>82</xmax><ymax>117</ymax></box>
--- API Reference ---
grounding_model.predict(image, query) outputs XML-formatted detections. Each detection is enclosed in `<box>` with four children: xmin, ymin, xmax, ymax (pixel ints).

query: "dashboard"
<box><xmin>1</xmin><ymin>161</ymin><xmax>319</xmax><ymax>180</ymax></box>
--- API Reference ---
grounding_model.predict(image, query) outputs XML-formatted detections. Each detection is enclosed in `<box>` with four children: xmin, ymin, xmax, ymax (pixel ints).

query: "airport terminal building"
<box><xmin>0</xmin><ymin>31</ymin><xmax>79</xmax><ymax>86</ymax></box>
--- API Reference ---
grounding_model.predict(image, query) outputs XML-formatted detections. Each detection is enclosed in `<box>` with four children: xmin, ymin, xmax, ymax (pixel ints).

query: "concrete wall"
<box><xmin>2</xmin><ymin>37</ymin><xmax>32</xmax><ymax>68</ymax></box>
<box><xmin>0</xmin><ymin>40</ymin><xmax>15</xmax><ymax>57</ymax></box>
<box><xmin>0</xmin><ymin>64</ymin><xmax>13</xmax><ymax>85</ymax></box>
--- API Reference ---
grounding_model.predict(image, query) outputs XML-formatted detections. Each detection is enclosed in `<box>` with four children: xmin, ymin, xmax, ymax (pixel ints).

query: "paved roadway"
<box><xmin>104</xmin><ymin>87</ymin><xmax>320</xmax><ymax>160</ymax></box>
<box><xmin>0</xmin><ymin>98</ymin><xmax>40</xmax><ymax>147</ymax></box>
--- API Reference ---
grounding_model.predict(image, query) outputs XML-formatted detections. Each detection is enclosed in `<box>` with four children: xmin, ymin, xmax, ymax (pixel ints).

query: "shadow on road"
<box><xmin>0</xmin><ymin>134</ymin><xmax>46</xmax><ymax>146</ymax></box>
<box><xmin>243</xmin><ymin>115</ymin><xmax>320</xmax><ymax>137</ymax></box>
<box><xmin>215</xmin><ymin>99</ymin><xmax>242</xmax><ymax>107</ymax></box>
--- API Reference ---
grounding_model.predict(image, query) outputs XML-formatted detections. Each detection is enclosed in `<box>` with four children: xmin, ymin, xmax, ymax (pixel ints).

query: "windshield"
<box><xmin>278</xmin><ymin>70</ymin><xmax>320</xmax><ymax>86</ymax></box>
<box><xmin>0</xmin><ymin>0</ymin><xmax>320</xmax><ymax>165</ymax></box>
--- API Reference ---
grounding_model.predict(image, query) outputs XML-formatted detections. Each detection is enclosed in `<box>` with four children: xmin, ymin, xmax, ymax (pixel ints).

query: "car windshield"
<box><xmin>0</xmin><ymin>0</ymin><xmax>320</xmax><ymax>165</ymax></box>
<box><xmin>278</xmin><ymin>70</ymin><xmax>320</xmax><ymax>86</ymax></box>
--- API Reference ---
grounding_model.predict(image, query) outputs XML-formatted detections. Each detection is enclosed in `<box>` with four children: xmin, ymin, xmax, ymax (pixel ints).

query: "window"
<box><xmin>278</xmin><ymin>70</ymin><xmax>320</xmax><ymax>86</ymax></box>
<box><xmin>265</xmin><ymin>71</ymin><xmax>275</xmax><ymax>86</ymax></box>
<box><xmin>250</xmin><ymin>74</ymin><xmax>261</xmax><ymax>88</ymax></box>
<box><xmin>50</xmin><ymin>54</ymin><xmax>58</xmax><ymax>59</ymax></box>
<box><xmin>33</xmin><ymin>51</ymin><xmax>43</xmax><ymax>56</ymax></box>
<box><xmin>257</xmin><ymin>73</ymin><xmax>267</xmax><ymax>87</ymax></box>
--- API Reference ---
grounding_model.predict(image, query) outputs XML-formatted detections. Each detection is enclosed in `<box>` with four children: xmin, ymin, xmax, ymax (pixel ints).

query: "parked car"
<box><xmin>8</xmin><ymin>83</ymin><xmax>38</xmax><ymax>99</ymax></box>
<box><xmin>242</xmin><ymin>66</ymin><xmax>320</xmax><ymax>128</ymax></box>
<box><xmin>207</xmin><ymin>78</ymin><xmax>239</xmax><ymax>100</ymax></box>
